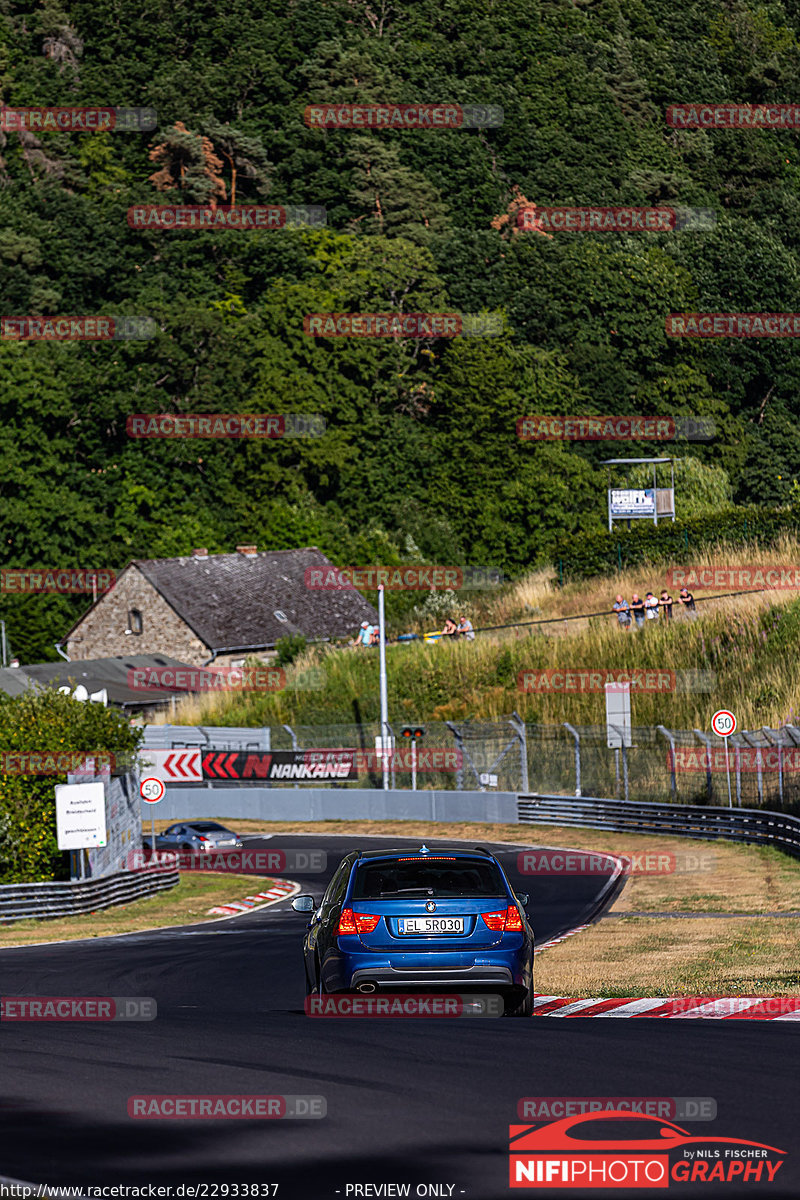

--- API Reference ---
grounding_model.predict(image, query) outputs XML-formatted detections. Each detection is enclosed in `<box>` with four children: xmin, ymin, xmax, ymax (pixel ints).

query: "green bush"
<box><xmin>553</xmin><ymin>506</ymin><xmax>800</xmax><ymax>584</ymax></box>
<box><xmin>275</xmin><ymin>634</ymin><xmax>308</xmax><ymax>667</ymax></box>
<box><xmin>0</xmin><ymin>689</ymin><xmax>143</xmax><ymax>883</ymax></box>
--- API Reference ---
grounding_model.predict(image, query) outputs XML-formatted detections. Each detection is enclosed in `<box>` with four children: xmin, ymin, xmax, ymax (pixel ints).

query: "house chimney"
<box><xmin>236</xmin><ymin>545</ymin><xmax>258</xmax><ymax>557</ymax></box>
<box><xmin>192</xmin><ymin>548</ymin><xmax>208</xmax><ymax>557</ymax></box>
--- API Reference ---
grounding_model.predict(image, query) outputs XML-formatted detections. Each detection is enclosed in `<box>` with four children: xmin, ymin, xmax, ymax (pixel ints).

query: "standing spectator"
<box><xmin>679</xmin><ymin>587</ymin><xmax>696</xmax><ymax>615</ymax></box>
<box><xmin>645</xmin><ymin>591</ymin><xmax>659</xmax><ymax>621</ymax></box>
<box><xmin>456</xmin><ymin>614</ymin><xmax>475</xmax><ymax>641</ymax></box>
<box><xmin>659</xmin><ymin>589</ymin><xmax>673</xmax><ymax>621</ymax></box>
<box><xmin>612</xmin><ymin>595</ymin><xmax>631</xmax><ymax>632</ymax></box>
<box><xmin>630</xmin><ymin>593</ymin><xmax>646</xmax><ymax>630</ymax></box>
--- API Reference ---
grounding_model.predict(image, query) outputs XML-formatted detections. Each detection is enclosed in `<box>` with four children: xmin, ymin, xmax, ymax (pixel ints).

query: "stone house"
<box><xmin>62</xmin><ymin>546</ymin><xmax>379</xmax><ymax>668</ymax></box>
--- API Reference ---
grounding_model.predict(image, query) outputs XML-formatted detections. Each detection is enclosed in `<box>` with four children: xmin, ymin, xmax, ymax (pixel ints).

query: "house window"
<box><xmin>128</xmin><ymin>609</ymin><xmax>143</xmax><ymax>635</ymax></box>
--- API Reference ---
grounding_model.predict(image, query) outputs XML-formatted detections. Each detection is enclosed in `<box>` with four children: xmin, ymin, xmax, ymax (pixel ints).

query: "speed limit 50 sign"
<box><xmin>711</xmin><ymin>710</ymin><xmax>737</xmax><ymax>738</ymax></box>
<box><xmin>140</xmin><ymin>777</ymin><xmax>165</xmax><ymax>804</ymax></box>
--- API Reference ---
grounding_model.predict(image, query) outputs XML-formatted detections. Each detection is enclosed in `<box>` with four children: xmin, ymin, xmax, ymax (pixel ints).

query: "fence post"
<box><xmin>446</xmin><ymin>721</ymin><xmax>467</xmax><ymax>791</ymax></box>
<box><xmin>656</xmin><ymin>725</ymin><xmax>677</xmax><ymax>802</ymax></box>
<box><xmin>761</xmin><ymin>727</ymin><xmax>782</xmax><ymax>808</ymax></box>
<box><xmin>693</xmin><ymin>730</ymin><xmax>714</xmax><ymax>803</ymax></box>
<box><xmin>621</xmin><ymin>740</ymin><xmax>629</xmax><ymax>803</ymax></box>
<box><xmin>563</xmin><ymin>723</ymin><xmax>581</xmax><ymax>796</ymax></box>
<box><xmin>282</xmin><ymin>724</ymin><xmax>300</xmax><ymax>789</ymax></box>
<box><xmin>510</xmin><ymin>712</ymin><xmax>530</xmax><ymax>793</ymax></box>
<box><xmin>741</xmin><ymin>731</ymin><xmax>764</xmax><ymax>806</ymax></box>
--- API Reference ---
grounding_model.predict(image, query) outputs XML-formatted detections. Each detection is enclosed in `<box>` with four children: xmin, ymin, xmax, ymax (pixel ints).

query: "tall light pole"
<box><xmin>378</xmin><ymin>585</ymin><xmax>389</xmax><ymax>791</ymax></box>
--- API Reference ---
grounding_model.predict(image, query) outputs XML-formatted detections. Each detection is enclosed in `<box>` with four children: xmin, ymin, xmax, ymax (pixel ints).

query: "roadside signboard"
<box><xmin>711</xmin><ymin>711</ymin><xmax>737</xmax><ymax>807</ymax></box>
<box><xmin>140</xmin><ymin>777</ymin><xmax>165</xmax><ymax>803</ymax></box>
<box><xmin>55</xmin><ymin>781</ymin><xmax>107</xmax><ymax>850</ymax></box>
<box><xmin>139</xmin><ymin>748</ymin><xmax>202</xmax><ymax>784</ymax></box>
<box><xmin>610</xmin><ymin>488</ymin><xmax>655</xmax><ymax>518</ymax></box>
<box><xmin>711</xmin><ymin>710</ymin><xmax>736</xmax><ymax>738</ymax></box>
<box><xmin>140</xmin><ymin>777</ymin><xmax>164</xmax><ymax>856</ymax></box>
<box><xmin>605</xmin><ymin>681</ymin><xmax>632</xmax><ymax>748</ymax></box>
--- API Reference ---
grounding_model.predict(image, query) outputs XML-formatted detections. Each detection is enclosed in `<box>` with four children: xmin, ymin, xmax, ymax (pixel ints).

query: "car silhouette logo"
<box><xmin>426</xmin><ymin>901</ymin><xmax>436</xmax><ymax>912</ymax></box>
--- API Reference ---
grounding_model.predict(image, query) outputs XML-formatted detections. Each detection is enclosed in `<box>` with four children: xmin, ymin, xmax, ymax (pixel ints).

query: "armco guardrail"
<box><xmin>0</xmin><ymin>867</ymin><xmax>179</xmax><ymax>923</ymax></box>
<box><xmin>518</xmin><ymin>794</ymin><xmax>800</xmax><ymax>860</ymax></box>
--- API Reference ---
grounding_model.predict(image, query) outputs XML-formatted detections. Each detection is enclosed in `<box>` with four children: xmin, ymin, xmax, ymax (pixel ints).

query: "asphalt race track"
<box><xmin>1</xmin><ymin>834</ymin><xmax>798</xmax><ymax>1199</ymax></box>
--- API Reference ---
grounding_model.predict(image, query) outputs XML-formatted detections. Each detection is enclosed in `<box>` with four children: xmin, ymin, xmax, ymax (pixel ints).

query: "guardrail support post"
<box><xmin>563</xmin><ymin>723</ymin><xmax>581</xmax><ymax>796</ymax></box>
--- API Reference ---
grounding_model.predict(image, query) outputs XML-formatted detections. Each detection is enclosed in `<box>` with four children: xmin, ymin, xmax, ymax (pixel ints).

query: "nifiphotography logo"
<box><xmin>508</xmin><ymin>1111</ymin><xmax>786</xmax><ymax>1188</ymax></box>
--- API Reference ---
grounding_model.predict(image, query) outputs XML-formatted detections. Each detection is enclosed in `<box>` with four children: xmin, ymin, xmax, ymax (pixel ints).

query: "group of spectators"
<box><xmin>352</xmin><ymin>614</ymin><xmax>475</xmax><ymax>647</ymax></box>
<box><xmin>612</xmin><ymin>587</ymin><xmax>696</xmax><ymax>631</ymax></box>
<box><xmin>441</xmin><ymin>615</ymin><xmax>475</xmax><ymax>640</ymax></box>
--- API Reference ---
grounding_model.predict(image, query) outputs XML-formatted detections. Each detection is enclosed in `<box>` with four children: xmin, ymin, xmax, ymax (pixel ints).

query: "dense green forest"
<box><xmin>4</xmin><ymin>0</ymin><xmax>800</xmax><ymax>659</ymax></box>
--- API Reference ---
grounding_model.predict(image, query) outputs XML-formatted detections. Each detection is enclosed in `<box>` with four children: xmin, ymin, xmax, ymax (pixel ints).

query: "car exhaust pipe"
<box><xmin>356</xmin><ymin>981</ymin><xmax>377</xmax><ymax>993</ymax></box>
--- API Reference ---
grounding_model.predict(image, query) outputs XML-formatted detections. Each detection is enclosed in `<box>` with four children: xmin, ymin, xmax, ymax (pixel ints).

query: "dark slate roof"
<box><xmin>0</xmin><ymin>667</ymin><xmax>43</xmax><ymax>699</ymax></box>
<box><xmin>20</xmin><ymin>655</ymin><xmax>208</xmax><ymax>709</ymax></box>
<box><xmin>133</xmin><ymin>548</ymin><xmax>379</xmax><ymax>651</ymax></box>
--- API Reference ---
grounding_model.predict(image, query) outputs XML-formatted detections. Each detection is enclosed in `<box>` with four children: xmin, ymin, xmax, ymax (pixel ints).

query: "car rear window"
<box><xmin>191</xmin><ymin>822</ymin><xmax>226</xmax><ymax>832</ymax></box>
<box><xmin>351</xmin><ymin>858</ymin><xmax>507</xmax><ymax>899</ymax></box>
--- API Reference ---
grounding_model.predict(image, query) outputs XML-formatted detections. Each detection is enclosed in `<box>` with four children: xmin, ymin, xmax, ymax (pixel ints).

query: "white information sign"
<box><xmin>55</xmin><ymin>781</ymin><xmax>107</xmax><ymax>850</ymax></box>
<box><xmin>610</xmin><ymin>488</ymin><xmax>655</xmax><ymax>518</ymax></box>
<box><xmin>605</xmin><ymin>681</ymin><xmax>632</xmax><ymax>748</ymax></box>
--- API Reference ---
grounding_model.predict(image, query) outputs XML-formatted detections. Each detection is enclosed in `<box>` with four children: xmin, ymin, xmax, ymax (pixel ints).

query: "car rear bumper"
<box><xmin>348</xmin><ymin>964</ymin><xmax>517</xmax><ymax>991</ymax></box>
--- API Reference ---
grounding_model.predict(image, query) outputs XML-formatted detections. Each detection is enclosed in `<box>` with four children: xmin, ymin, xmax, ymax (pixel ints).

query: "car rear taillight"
<box><xmin>505</xmin><ymin>904</ymin><xmax>524</xmax><ymax>932</ymax></box>
<box><xmin>481</xmin><ymin>906</ymin><xmax>523</xmax><ymax>932</ymax></box>
<box><xmin>338</xmin><ymin>908</ymin><xmax>381</xmax><ymax>935</ymax></box>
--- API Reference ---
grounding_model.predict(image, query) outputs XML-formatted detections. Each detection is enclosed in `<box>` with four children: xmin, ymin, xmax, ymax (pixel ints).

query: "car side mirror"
<box><xmin>516</xmin><ymin>892</ymin><xmax>529</xmax><ymax>907</ymax></box>
<box><xmin>291</xmin><ymin>895</ymin><xmax>316</xmax><ymax>913</ymax></box>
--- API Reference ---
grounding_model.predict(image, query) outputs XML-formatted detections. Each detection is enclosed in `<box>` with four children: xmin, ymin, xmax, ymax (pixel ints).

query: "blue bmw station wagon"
<box><xmin>292</xmin><ymin>844</ymin><xmax>534</xmax><ymax>1016</ymax></box>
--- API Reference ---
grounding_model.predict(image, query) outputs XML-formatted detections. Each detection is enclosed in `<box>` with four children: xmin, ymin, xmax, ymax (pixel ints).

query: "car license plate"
<box><xmin>399</xmin><ymin>916</ymin><xmax>465</xmax><ymax>935</ymax></box>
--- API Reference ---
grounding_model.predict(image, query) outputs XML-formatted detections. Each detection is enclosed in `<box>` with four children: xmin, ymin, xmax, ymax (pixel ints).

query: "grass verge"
<box><xmin>0</xmin><ymin>873</ymin><xmax>277</xmax><ymax>948</ymax></box>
